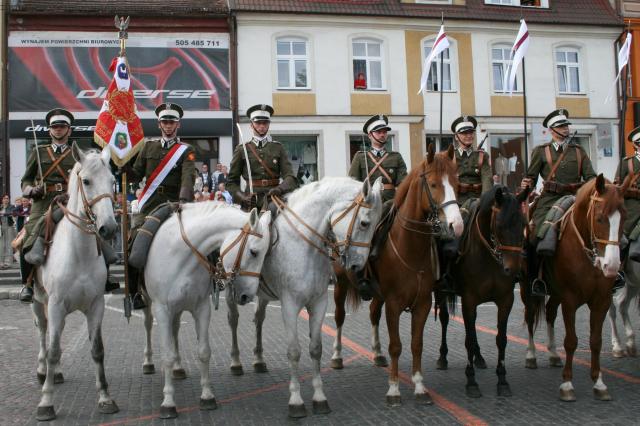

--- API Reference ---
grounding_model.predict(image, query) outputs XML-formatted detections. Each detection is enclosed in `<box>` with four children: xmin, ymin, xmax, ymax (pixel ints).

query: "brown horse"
<box><xmin>331</xmin><ymin>144</ymin><xmax>463</xmax><ymax>406</ymax></box>
<box><xmin>434</xmin><ymin>185</ymin><xmax>529</xmax><ymax>398</ymax></box>
<box><xmin>522</xmin><ymin>174</ymin><xmax>626</xmax><ymax>401</ymax></box>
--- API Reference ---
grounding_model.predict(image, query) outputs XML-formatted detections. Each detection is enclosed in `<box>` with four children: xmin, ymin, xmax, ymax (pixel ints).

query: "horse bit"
<box><xmin>176</xmin><ymin>206</ymin><xmax>263</xmax><ymax>309</ymax></box>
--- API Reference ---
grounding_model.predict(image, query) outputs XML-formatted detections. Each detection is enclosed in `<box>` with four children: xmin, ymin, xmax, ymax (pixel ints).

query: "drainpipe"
<box><xmin>1</xmin><ymin>0</ymin><xmax>10</xmax><ymax>196</ymax></box>
<box><xmin>229</xmin><ymin>12</ymin><xmax>239</xmax><ymax>149</ymax></box>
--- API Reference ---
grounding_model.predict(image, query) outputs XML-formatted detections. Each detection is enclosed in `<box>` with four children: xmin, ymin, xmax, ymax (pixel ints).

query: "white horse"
<box><xmin>31</xmin><ymin>145</ymin><xmax>119</xmax><ymax>421</ymax></box>
<box><xmin>142</xmin><ymin>202</ymin><xmax>272</xmax><ymax>419</ymax></box>
<box><xmin>609</xmin><ymin>260</ymin><xmax>639</xmax><ymax>357</ymax></box>
<box><xmin>226</xmin><ymin>177</ymin><xmax>384</xmax><ymax>418</ymax></box>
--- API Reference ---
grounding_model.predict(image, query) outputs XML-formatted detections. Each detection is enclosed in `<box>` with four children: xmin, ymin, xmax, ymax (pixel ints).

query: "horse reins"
<box><xmin>474</xmin><ymin>205</ymin><xmax>523</xmax><ymax>265</ymax></box>
<box><xmin>270</xmin><ymin>193</ymin><xmax>373</xmax><ymax>261</ymax></box>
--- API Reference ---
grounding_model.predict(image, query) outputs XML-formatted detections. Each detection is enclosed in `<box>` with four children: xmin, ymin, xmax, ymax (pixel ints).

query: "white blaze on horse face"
<box><xmin>441</xmin><ymin>174</ymin><xmax>463</xmax><ymax>237</ymax></box>
<box><xmin>599</xmin><ymin>210</ymin><xmax>621</xmax><ymax>278</ymax></box>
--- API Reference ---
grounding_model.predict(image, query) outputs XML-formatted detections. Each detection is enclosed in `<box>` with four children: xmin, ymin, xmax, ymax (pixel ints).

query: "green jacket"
<box><xmin>227</xmin><ymin>139</ymin><xmax>298</xmax><ymax>208</ymax></box>
<box><xmin>132</xmin><ymin>139</ymin><xmax>195</xmax><ymax>221</ymax></box>
<box><xmin>454</xmin><ymin>149</ymin><xmax>492</xmax><ymax>205</ymax></box>
<box><xmin>615</xmin><ymin>155</ymin><xmax>640</xmax><ymax>236</ymax></box>
<box><xmin>348</xmin><ymin>150</ymin><xmax>407</xmax><ymax>203</ymax></box>
<box><xmin>527</xmin><ymin>142</ymin><xmax>596</xmax><ymax>233</ymax></box>
<box><xmin>21</xmin><ymin>143</ymin><xmax>77</xmax><ymax>250</ymax></box>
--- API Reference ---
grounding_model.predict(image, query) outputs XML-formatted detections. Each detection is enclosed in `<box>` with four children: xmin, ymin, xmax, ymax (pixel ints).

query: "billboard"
<box><xmin>8</xmin><ymin>31</ymin><xmax>231</xmax><ymax>133</ymax></box>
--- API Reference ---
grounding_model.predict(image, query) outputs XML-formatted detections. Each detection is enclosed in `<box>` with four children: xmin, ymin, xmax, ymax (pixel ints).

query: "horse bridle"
<box><xmin>475</xmin><ymin>205</ymin><xmax>523</xmax><ymax>265</ymax></box>
<box><xmin>56</xmin><ymin>171</ymin><xmax>115</xmax><ymax>253</ymax></box>
<box><xmin>395</xmin><ymin>169</ymin><xmax>457</xmax><ymax>236</ymax></box>
<box><xmin>271</xmin><ymin>193</ymin><xmax>373</xmax><ymax>261</ymax></box>
<box><xmin>564</xmin><ymin>193</ymin><xmax>620</xmax><ymax>263</ymax></box>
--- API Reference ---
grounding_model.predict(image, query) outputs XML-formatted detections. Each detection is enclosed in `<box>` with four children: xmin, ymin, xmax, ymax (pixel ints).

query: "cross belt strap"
<box><xmin>42</xmin><ymin>147</ymin><xmax>71</xmax><ymax>183</ymax></box>
<box><xmin>246</xmin><ymin>142</ymin><xmax>278</xmax><ymax>179</ymax></box>
<box><xmin>624</xmin><ymin>158</ymin><xmax>640</xmax><ymax>197</ymax></box>
<box><xmin>366</xmin><ymin>152</ymin><xmax>393</xmax><ymax>183</ymax></box>
<box><xmin>543</xmin><ymin>145</ymin><xmax>568</xmax><ymax>183</ymax></box>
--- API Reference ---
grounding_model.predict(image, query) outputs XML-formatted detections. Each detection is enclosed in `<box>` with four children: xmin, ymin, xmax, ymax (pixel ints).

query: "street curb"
<box><xmin>0</xmin><ymin>287</ymin><xmax>21</xmax><ymax>300</ymax></box>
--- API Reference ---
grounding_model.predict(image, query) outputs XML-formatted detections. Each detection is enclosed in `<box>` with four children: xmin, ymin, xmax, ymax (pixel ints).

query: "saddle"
<box><xmin>369</xmin><ymin>200</ymin><xmax>397</xmax><ymax>260</ymax></box>
<box><xmin>456</xmin><ymin>198</ymin><xmax>480</xmax><ymax>257</ymax></box>
<box><xmin>536</xmin><ymin>195</ymin><xmax>575</xmax><ymax>256</ymax></box>
<box><xmin>128</xmin><ymin>203</ymin><xmax>177</xmax><ymax>269</ymax></box>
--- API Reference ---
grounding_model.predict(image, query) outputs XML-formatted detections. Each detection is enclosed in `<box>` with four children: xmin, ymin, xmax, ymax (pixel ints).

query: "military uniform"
<box><xmin>454</xmin><ymin>148</ymin><xmax>492</xmax><ymax>205</ymax></box>
<box><xmin>615</xmin><ymin>147</ymin><xmax>640</xmax><ymax>236</ymax></box>
<box><xmin>227</xmin><ymin>104</ymin><xmax>298</xmax><ymax>210</ymax></box>
<box><xmin>349</xmin><ymin>150</ymin><xmax>407</xmax><ymax>203</ymax></box>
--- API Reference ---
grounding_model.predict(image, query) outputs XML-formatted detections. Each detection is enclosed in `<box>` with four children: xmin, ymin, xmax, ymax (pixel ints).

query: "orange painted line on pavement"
<box><xmin>449</xmin><ymin>314</ymin><xmax>640</xmax><ymax>385</ymax></box>
<box><xmin>97</xmin><ymin>354</ymin><xmax>362</xmax><ymax>426</ymax></box>
<box><xmin>299</xmin><ymin>310</ymin><xmax>488</xmax><ymax>426</ymax></box>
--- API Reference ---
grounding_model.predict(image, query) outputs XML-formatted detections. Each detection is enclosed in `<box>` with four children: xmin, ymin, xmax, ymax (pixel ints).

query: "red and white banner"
<box><xmin>504</xmin><ymin>19</ymin><xmax>530</xmax><ymax>95</ymax></box>
<box><xmin>605</xmin><ymin>32</ymin><xmax>632</xmax><ymax>104</ymax></box>
<box><xmin>418</xmin><ymin>25</ymin><xmax>450</xmax><ymax>95</ymax></box>
<box><xmin>137</xmin><ymin>143</ymin><xmax>188</xmax><ymax>210</ymax></box>
<box><xmin>94</xmin><ymin>56</ymin><xmax>145</xmax><ymax>166</ymax></box>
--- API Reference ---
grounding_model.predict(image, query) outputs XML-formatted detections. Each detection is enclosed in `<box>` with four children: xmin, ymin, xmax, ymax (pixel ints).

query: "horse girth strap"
<box><xmin>366</xmin><ymin>152</ymin><xmax>392</xmax><ymax>183</ymax></box>
<box><xmin>246</xmin><ymin>142</ymin><xmax>278</xmax><ymax>180</ymax></box>
<box><xmin>42</xmin><ymin>148</ymin><xmax>71</xmax><ymax>183</ymax></box>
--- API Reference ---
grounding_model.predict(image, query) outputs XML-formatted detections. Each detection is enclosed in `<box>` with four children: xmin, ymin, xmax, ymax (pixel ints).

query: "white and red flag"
<box><xmin>418</xmin><ymin>25</ymin><xmax>450</xmax><ymax>95</ymax></box>
<box><xmin>94</xmin><ymin>56</ymin><xmax>144</xmax><ymax>167</ymax></box>
<box><xmin>504</xmin><ymin>19</ymin><xmax>530</xmax><ymax>95</ymax></box>
<box><xmin>605</xmin><ymin>32</ymin><xmax>632</xmax><ymax>103</ymax></box>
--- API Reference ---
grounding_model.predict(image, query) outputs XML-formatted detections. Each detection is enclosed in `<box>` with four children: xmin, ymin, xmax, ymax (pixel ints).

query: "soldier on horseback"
<box><xmin>613</xmin><ymin>125</ymin><xmax>640</xmax><ymax>286</ymax></box>
<box><xmin>349</xmin><ymin>114</ymin><xmax>407</xmax><ymax>300</ymax></box>
<box><xmin>438</xmin><ymin>115</ymin><xmax>492</xmax><ymax>294</ymax></box>
<box><xmin>520</xmin><ymin>109</ymin><xmax>597</xmax><ymax>296</ymax></box>
<box><xmin>127</xmin><ymin>103</ymin><xmax>196</xmax><ymax>309</ymax></box>
<box><xmin>227</xmin><ymin>104</ymin><xmax>298</xmax><ymax>212</ymax></box>
<box><xmin>19</xmin><ymin>109</ymin><xmax>119</xmax><ymax>303</ymax></box>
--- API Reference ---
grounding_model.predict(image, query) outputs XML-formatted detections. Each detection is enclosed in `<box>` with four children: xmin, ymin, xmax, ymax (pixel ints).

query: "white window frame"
<box><xmin>351</xmin><ymin>37</ymin><xmax>386</xmax><ymax>91</ymax></box>
<box><xmin>485</xmin><ymin>0</ymin><xmax>549</xmax><ymax>6</ymax></box>
<box><xmin>491</xmin><ymin>43</ymin><xmax>523</xmax><ymax>94</ymax></box>
<box><xmin>555</xmin><ymin>46</ymin><xmax>584</xmax><ymax>95</ymax></box>
<box><xmin>276</xmin><ymin>36</ymin><xmax>310</xmax><ymax>90</ymax></box>
<box><xmin>422</xmin><ymin>37</ymin><xmax>458</xmax><ymax>93</ymax></box>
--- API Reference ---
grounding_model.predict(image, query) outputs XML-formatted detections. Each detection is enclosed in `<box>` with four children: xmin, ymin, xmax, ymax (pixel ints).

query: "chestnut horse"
<box><xmin>522</xmin><ymin>174</ymin><xmax>626</xmax><ymax>401</ymax></box>
<box><xmin>331</xmin><ymin>145</ymin><xmax>463</xmax><ymax>406</ymax></box>
<box><xmin>435</xmin><ymin>185</ymin><xmax>528</xmax><ymax>398</ymax></box>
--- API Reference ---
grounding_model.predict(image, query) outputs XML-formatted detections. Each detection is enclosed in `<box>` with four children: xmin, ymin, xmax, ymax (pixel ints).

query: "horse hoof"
<box><xmin>312</xmin><ymin>400</ymin><xmax>331</xmax><ymax>415</ymax></box>
<box><xmin>386</xmin><ymin>395</ymin><xmax>402</xmax><ymax>407</ymax></box>
<box><xmin>37</xmin><ymin>372</ymin><xmax>46</xmax><ymax>385</ymax></box>
<box><xmin>415</xmin><ymin>392</ymin><xmax>433</xmax><ymax>405</ymax></box>
<box><xmin>159</xmin><ymin>405</ymin><xmax>178</xmax><ymax>419</ymax></box>
<box><xmin>474</xmin><ymin>357</ymin><xmax>487</xmax><ymax>369</ymax></box>
<box><xmin>330</xmin><ymin>358</ymin><xmax>343</xmax><ymax>369</ymax></box>
<box><xmin>172</xmin><ymin>368</ymin><xmax>187</xmax><ymax>380</ymax></box>
<box><xmin>497</xmin><ymin>383</ymin><xmax>512</xmax><ymax>397</ymax></box>
<box><xmin>374</xmin><ymin>355</ymin><xmax>388</xmax><ymax>367</ymax></box>
<box><xmin>143</xmin><ymin>364</ymin><xmax>155</xmax><ymax>374</ymax></box>
<box><xmin>559</xmin><ymin>388</ymin><xmax>576</xmax><ymax>402</ymax></box>
<box><xmin>253</xmin><ymin>362</ymin><xmax>268</xmax><ymax>373</ymax></box>
<box><xmin>98</xmin><ymin>400</ymin><xmax>120</xmax><ymax>414</ymax></box>
<box><xmin>36</xmin><ymin>405</ymin><xmax>56</xmax><ymax>421</ymax></box>
<box><xmin>549</xmin><ymin>356</ymin><xmax>563</xmax><ymax>368</ymax></box>
<box><xmin>466</xmin><ymin>384</ymin><xmax>482</xmax><ymax>398</ymax></box>
<box><xmin>230</xmin><ymin>365</ymin><xmax>244</xmax><ymax>376</ymax></box>
<box><xmin>54</xmin><ymin>372</ymin><xmax>64</xmax><ymax>384</ymax></box>
<box><xmin>593</xmin><ymin>388</ymin><xmax>612</xmax><ymax>401</ymax></box>
<box><xmin>200</xmin><ymin>397</ymin><xmax>218</xmax><ymax>411</ymax></box>
<box><xmin>525</xmin><ymin>358</ymin><xmax>538</xmax><ymax>369</ymax></box>
<box><xmin>288</xmin><ymin>404</ymin><xmax>307</xmax><ymax>418</ymax></box>
<box><xmin>436</xmin><ymin>358</ymin><xmax>448</xmax><ymax>370</ymax></box>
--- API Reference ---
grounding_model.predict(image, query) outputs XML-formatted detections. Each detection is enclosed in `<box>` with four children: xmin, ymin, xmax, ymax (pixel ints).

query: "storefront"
<box><xmin>6</xmin><ymin>20</ymin><xmax>232</xmax><ymax>198</ymax></box>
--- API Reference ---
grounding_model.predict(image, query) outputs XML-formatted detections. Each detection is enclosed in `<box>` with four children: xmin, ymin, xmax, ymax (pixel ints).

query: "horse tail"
<box><xmin>344</xmin><ymin>273</ymin><xmax>361</xmax><ymax>312</ymax></box>
<box><xmin>333</xmin><ymin>264</ymin><xmax>361</xmax><ymax>312</ymax></box>
<box><xmin>521</xmin><ymin>282</ymin><xmax>545</xmax><ymax>332</ymax></box>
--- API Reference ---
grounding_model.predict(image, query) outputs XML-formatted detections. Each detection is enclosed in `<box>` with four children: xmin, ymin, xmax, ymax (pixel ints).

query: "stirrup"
<box><xmin>531</xmin><ymin>278</ymin><xmax>547</xmax><ymax>297</ymax></box>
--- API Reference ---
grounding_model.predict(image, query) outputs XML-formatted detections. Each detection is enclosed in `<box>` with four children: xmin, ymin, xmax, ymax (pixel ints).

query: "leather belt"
<box><xmin>624</xmin><ymin>188</ymin><xmax>640</xmax><ymax>199</ymax></box>
<box><xmin>382</xmin><ymin>184</ymin><xmax>395</xmax><ymax>190</ymax></box>
<box><xmin>543</xmin><ymin>180</ymin><xmax>582</xmax><ymax>195</ymax></box>
<box><xmin>45</xmin><ymin>182</ymin><xmax>67</xmax><ymax>193</ymax></box>
<box><xmin>252</xmin><ymin>178</ymin><xmax>280</xmax><ymax>187</ymax></box>
<box><xmin>458</xmin><ymin>183</ymin><xmax>482</xmax><ymax>194</ymax></box>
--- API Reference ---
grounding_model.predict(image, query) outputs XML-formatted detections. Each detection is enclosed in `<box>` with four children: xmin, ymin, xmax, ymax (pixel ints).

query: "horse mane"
<box><xmin>478</xmin><ymin>185</ymin><xmax>522</xmax><ymax>228</ymax></box>
<box><xmin>394</xmin><ymin>151</ymin><xmax>458</xmax><ymax>206</ymax></box>
<box><xmin>286</xmin><ymin>177</ymin><xmax>361</xmax><ymax>207</ymax></box>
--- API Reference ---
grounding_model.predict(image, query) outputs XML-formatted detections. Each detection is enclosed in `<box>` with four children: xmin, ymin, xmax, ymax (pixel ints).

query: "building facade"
<box><xmin>232</xmin><ymin>0</ymin><xmax>622</xmax><ymax>191</ymax></box>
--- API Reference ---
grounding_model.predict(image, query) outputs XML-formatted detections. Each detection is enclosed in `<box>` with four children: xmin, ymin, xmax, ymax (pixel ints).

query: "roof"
<box><xmin>229</xmin><ymin>0</ymin><xmax>622</xmax><ymax>27</ymax></box>
<box><xmin>10</xmin><ymin>0</ymin><xmax>229</xmax><ymax>16</ymax></box>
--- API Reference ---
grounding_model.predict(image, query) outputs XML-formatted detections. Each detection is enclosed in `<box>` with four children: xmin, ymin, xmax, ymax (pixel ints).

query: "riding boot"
<box><xmin>438</xmin><ymin>238</ymin><xmax>458</xmax><ymax>294</ymax></box>
<box><xmin>613</xmin><ymin>242</ymin><xmax>629</xmax><ymax>293</ymax></box>
<box><xmin>128</xmin><ymin>266</ymin><xmax>147</xmax><ymax>310</ymax></box>
<box><xmin>19</xmin><ymin>252</ymin><xmax>33</xmax><ymax>304</ymax></box>
<box><xmin>24</xmin><ymin>236</ymin><xmax>46</xmax><ymax>266</ymax></box>
<box><xmin>356</xmin><ymin>267</ymin><xmax>373</xmax><ymax>301</ymax></box>
<box><xmin>528</xmin><ymin>242</ymin><xmax>547</xmax><ymax>297</ymax></box>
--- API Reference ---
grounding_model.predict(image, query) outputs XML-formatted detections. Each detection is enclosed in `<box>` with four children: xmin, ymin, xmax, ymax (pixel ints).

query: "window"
<box><xmin>276</xmin><ymin>37</ymin><xmax>309</xmax><ymax>89</ymax></box>
<box><xmin>352</xmin><ymin>38</ymin><xmax>384</xmax><ymax>90</ymax></box>
<box><xmin>273</xmin><ymin>135</ymin><xmax>319</xmax><ymax>185</ymax></box>
<box><xmin>349</xmin><ymin>134</ymin><xmax>394</xmax><ymax>161</ymax></box>
<box><xmin>492</xmin><ymin>44</ymin><xmax>520</xmax><ymax>93</ymax></box>
<box><xmin>485</xmin><ymin>0</ymin><xmax>547</xmax><ymax>6</ymax></box>
<box><xmin>426</xmin><ymin>135</ymin><xmax>454</xmax><ymax>152</ymax></box>
<box><xmin>556</xmin><ymin>48</ymin><xmax>582</xmax><ymax>94</ymax></box>
<box><xmin>423</xmin><ymin>40</ymin><xmax>454</xmax><ymax>92</ymax></box>
<box><xmin>489</xmin><ymin>134</ymin><xmax>525</xmax><ymax>192</ymax></box>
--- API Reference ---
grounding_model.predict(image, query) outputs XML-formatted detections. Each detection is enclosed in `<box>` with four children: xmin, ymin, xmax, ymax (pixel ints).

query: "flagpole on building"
<box><xmin>522</xmin><ymin>58</ymin><xmax>529</xmax><ymax>168</ymax></box>
<box><xmin>620</xmin><ymin>25</ymin><xmax>632</xmax><ymax>161</ymax></box>
<box><xmin>439</xmin><ymin>13</ymin><xmax>444</xmax><ymax>148</ymax></box>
